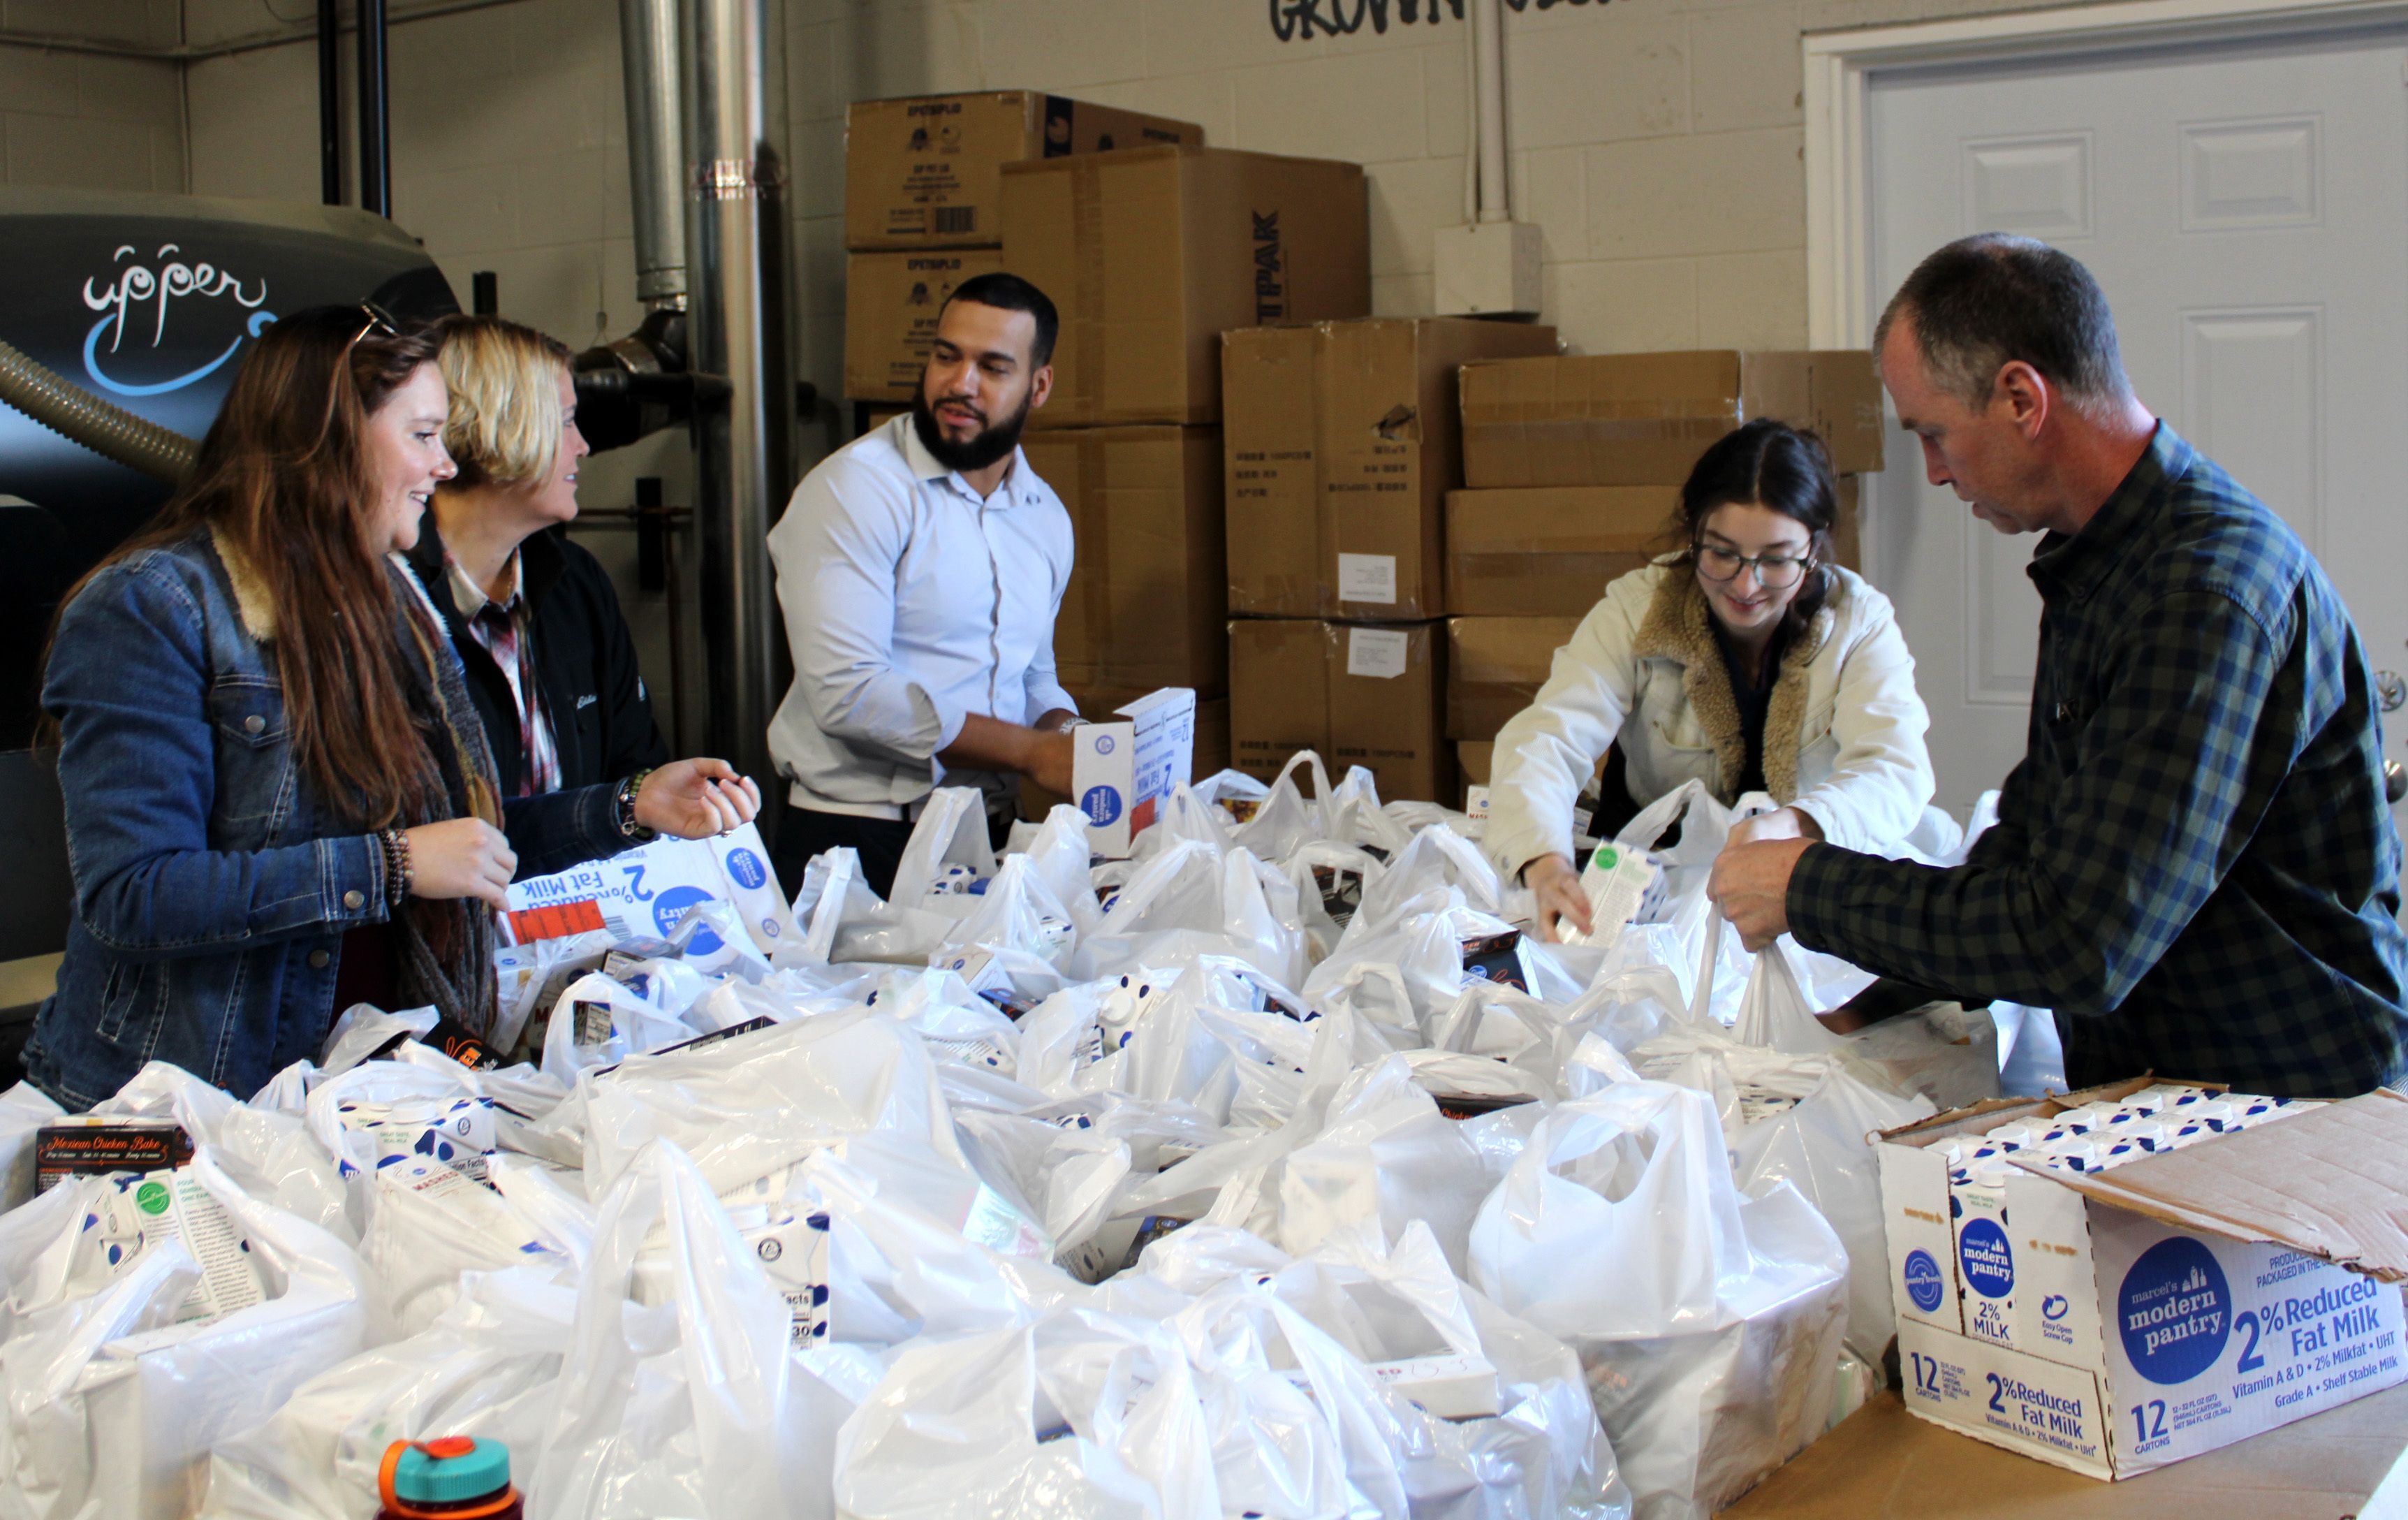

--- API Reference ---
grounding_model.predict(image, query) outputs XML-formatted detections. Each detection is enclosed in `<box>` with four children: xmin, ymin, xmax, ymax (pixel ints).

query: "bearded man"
<box><xmin>768</xmin><ymin>272</ymin><xmax>1078</xmax><ymax>897</ymax></box>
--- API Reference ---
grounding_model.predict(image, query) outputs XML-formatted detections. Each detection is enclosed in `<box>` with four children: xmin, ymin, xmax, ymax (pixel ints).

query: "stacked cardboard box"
<box><xmin>1228</xmin><ymin>619</ymin><xmax>1447</xmax><ymax>806</ymax></box>
<box><xmin>1441</xmin><ymin>350</ymin><xmax>1885</xmax><ymax>786</ymax></box>
<box><xmin>1221</xmin><ymin>317</ymin><xmax>1550</xmax><ymax>803</ymax></box>
<box><xmin>841</xmin><ymin>92</ymin><xmax>1204</xmax><ymax>404</ymax></box>
<box><xmin>1007</xmin><ymin>145</ymin><xmax>1371</xmax><ymax>749</ymax></box>
<box><xmin>1020</xmin><ymin>426</ymin><xmax>1226</xmax><ymax>699</ymax></box>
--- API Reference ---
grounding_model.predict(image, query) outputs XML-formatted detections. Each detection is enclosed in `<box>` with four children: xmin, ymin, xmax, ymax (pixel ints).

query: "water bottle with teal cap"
<box><xmin>375</xmin><ymin>1436</ymin><xmax>523</xmax><ymax>1519</ymax></box>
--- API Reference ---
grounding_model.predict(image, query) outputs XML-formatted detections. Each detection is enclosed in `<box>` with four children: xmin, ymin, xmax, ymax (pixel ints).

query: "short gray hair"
<box><xmin>1875</xmin><ymin>235</ymin><xmax>2132</xmax><ymax>414</ymax></box>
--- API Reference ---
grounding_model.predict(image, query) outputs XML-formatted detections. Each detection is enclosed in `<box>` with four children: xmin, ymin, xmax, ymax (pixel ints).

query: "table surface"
<box><xmin>1719</xmin><ymin>1384</ymin><xmax>2408</xmax><ymax>1519</ymax></box>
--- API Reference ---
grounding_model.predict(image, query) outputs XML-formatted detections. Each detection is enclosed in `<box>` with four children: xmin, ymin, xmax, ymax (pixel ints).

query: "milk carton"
<box><xmin>1069</xmin><ymin>688</ymin><xmax>1197</xmax><ymax>858</ymax></box>
<box><xmin>504</xmin><ymin>821</ymin><xmax>796</xmax><ymax>954</ymax></box>
<box><xmin>1881</xmin><ymin>1083</ymin><xmax>2408</xmax><ymax>1479</ymax></box>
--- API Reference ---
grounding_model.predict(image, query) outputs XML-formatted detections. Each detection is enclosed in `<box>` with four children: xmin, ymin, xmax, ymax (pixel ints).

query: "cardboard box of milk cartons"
<box><xmin>1071</xmin><ymin>687</ymin><xmax>1196</xmax><ymax>858</ymax></box>
<box><xmin>1878</xmin><ymin>1083</ymin><xmax>2408</xmax><ymax>1479</ymax></box>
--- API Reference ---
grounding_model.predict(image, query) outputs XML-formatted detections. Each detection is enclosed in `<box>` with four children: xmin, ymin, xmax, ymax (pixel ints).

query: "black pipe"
<box><xmin>316</xmin><ymin>0</ymin><xmax>341</xmax><ymax>205</ymax></box>
<box><xmin>355</xmin><ymin>0</ymin><xmax>390</xmax><ymax>217</ymax></box>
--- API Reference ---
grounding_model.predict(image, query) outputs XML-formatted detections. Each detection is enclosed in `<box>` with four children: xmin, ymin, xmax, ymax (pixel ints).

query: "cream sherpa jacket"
<box><xmin>1483</xmin><ymin>558</ymin><xmax>1936</xmax><ymax>879</ymax></box>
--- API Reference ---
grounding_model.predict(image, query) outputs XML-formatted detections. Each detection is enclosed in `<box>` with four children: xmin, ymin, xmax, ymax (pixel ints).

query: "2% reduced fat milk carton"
<box><xmin>1069</xmin><ymin>688</ymin><xmax>1196</xmax><ymax>859</ymax></box>
<box><xmin>1876</xmin><ymin>1080</ymin><xmax>2408</xmax><ymax>1479</ymax></box>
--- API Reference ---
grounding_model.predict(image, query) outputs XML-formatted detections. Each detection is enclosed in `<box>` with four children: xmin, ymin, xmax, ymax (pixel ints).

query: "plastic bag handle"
<box><xmin>1273</xmin><ymin>749</ymin><xmax>1333</xmax><ymax>802</ymax></box>
<box><xmin>1688</xmin><ymin>912</ymin><xmax>1721</xmax><ymax>1025</ymax></box>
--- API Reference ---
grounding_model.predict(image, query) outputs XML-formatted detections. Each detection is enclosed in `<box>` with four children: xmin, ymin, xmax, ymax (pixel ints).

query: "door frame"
<box><xmin>1804</xmin><ymin>0</ymin><xmax>2408</xmax><ymax>349</ymax></box>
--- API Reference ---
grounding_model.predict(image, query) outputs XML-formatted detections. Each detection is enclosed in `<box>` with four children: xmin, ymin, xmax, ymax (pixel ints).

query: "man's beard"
<box><xmin>912</xmin><ymin>388</ymin><xmax>1034</xmax><ymax>474</ymax></box>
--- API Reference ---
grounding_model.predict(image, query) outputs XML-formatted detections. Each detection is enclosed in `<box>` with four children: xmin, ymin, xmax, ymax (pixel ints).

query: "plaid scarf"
<box><xmin>386</xmin><ymin>558</ymin><xmax>504</xmax><ymax>1034</ymax></box>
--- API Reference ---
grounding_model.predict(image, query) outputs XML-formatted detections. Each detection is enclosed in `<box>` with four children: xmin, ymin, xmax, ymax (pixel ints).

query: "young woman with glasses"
<box><xmin>1483</xmin><ymin>418</ymin><xmax>1938</xmax><ymax>942</ymax></box>
<box><xmin>24</xmin><ymin>305</ymin><xmax>754</xmax><ymax>1106</ymax></box>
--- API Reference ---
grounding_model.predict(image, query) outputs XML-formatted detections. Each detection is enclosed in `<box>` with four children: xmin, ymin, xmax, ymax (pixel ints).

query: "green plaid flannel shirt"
<box><xmin>1791</xmin><ymin>425</ymin><xmax>2408</xmax><ymax>1098</ymax></box>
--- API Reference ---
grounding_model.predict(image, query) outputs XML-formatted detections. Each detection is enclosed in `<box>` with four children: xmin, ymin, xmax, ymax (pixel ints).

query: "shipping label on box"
<box><xmin>1072</xmin><ymin>687</ymin><xmax>1197</xmax><ymax>858</ymax></box>
<box><xmin>505</xmin><ymin>821</ymin><xmax>795</xmax><ymax>955</ymax></box>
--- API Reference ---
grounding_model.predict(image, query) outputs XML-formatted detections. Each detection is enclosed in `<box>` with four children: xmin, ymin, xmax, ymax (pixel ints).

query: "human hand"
<box><xmin>1705</xmin><ymin>837</ymin><xmax>1815</xmax><ymax>951</ymax></box>
<box><xmin>402</xmin><ymin>818</ymin><xmax>516</xmax><ymax>910</ymax></box>
<box><xmin>1523</xmin><ymin>853</ymin><xmax>1593</xmax><ymax>943</ymax></box>
<box><xmin>1027</xmin><ymin>730</ymin><xmax>1075</xmax><ymax>797</ymax></box>
<box><xmin>634</xmin><ymin>759</ymin><xmax>763</xmax><ymax>838</ymax></box>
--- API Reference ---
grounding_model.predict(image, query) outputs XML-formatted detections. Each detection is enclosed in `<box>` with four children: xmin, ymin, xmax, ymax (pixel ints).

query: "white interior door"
<box><xmin>1864</xmin><ymin>29</ymin><xmax>2408</xmax><ymax>831</ymax></box>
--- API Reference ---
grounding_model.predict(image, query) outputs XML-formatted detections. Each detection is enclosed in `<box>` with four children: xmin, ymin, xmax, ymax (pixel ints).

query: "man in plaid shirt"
<box><xmin>1710</xmin><ymin>235</ymin><xmax>2408</xmax><ymax>1097</ymax></box>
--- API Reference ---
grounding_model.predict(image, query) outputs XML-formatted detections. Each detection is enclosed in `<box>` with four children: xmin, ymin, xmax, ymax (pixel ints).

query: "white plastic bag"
<box><xmin>887</xmin><ymin>788</ymin><xmax>999</xmax><ymax>916</ymax></box>
<box><xmin>1</xmin><ymin>1148</ymin><xmax>371</xmax><ymax>1520</ymax></box>
<box><xmin>834</xmin><ymin>1308</ymin><xmax>1217</xmax><ymax>1520</ymax></box>
<box><xmin>1276</xmin><ymin>1056</ymin><xmax>1489</xmax><ymax>1274</ymax></box>
<box><xmin>527</xmin><ymin>1140</ymin><xmax>858</xmax><ymax>1520</ymax></box>
<box><xmin>93</xmin><ymin>1063</ymin><xmax>350</xmax><ymax>1245</ymax></box>
<box><xmin>198</xmin><ymin>1267</ymin><xmax>574</xmax><ymax>1520</ymax></box>
<box><xmin>1469</xmin><ymin>1085</ymin><xmax>1848</xmax><ymax>1520</ymax></box>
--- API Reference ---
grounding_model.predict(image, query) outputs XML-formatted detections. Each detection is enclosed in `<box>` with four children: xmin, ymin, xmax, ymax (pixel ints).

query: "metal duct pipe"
<box><xmin>617</xmin><ymin>0</ymin><xmax>687</xmax><ymax>309</ymax></box>
<box><xmin>316</xmin><ymin>0</ymin><xmax>342</xmax><ymax>205</ymax></box>
<box><xmin>356</xmin><ymin>0</ymin><xmax>390</xmax><ymax>217</ymax></box>
<box><xmin>1471</xmin><ymin>0</ymin><xmax>1510</xmax><ymax>223</ymax></box>
<box><xmin>681</xmin><ymin>0</ymin><xmax>791</xmax><ymax>789</ymax></box>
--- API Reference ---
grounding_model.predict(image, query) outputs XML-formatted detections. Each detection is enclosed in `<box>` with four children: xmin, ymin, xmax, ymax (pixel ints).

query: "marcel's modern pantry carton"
<box><xmin>1877</xmin><ymin>1081</ymin><xmax>2408</xmax><ymax>1479</ymax></box>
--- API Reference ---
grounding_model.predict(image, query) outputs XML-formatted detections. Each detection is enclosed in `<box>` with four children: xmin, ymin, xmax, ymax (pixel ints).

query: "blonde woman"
<box><xmin>411</xmin><ymin>315</ymin><xmax>756</xmax><ymax>830</ymax></box>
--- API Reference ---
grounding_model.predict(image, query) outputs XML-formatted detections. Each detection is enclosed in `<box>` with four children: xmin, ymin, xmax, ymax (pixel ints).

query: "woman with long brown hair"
<box><xmin>24</xmin><ymin>305</ymin><xmax>754</xmax><ymax>1108</ymax></box>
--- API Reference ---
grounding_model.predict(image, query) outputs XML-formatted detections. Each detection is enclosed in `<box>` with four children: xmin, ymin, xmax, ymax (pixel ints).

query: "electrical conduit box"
<box><xmin>1072</xmin><ymin>687</ymin><xmax>1196</xmax><ymax>859</ymax></box>
<box><xmin>1880</xmin><ymin>1085</ymin><xmax>2408</xmax><ymax>1479</ymax></box>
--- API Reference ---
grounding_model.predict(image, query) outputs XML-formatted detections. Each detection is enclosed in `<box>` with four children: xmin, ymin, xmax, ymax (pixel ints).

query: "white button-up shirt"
<box><xmin>768</xmin><ymin>414</ymin><xmax>1078</xmax><ymax>818</ymax></box>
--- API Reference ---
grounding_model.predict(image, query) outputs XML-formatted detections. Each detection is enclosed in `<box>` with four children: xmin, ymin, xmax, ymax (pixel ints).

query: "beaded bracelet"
<box><xmin>617</xmin><ymin>768</ymin><xmax>657</xmax><ymax>841</ymax></box>
<box><xmin>378</xmin><ymin>828</ymin><xmax>412</xmax><ymax>906</ymax></box>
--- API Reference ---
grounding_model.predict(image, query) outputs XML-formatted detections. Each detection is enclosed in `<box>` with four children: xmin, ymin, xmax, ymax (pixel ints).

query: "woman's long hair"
<box><xmin>56</xmin><ymin>305</ymin><xmax>447</xmax><ymax>829</ymax></box>
<box><xmin>1666</xmin><ymin>418</ymin><xmax>1843</xmax><ymax>641</ymax></box>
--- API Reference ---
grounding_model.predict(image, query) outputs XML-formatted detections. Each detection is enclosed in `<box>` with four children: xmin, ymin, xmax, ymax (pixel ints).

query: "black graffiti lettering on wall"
<box><xmin>1267</xmin><ymin>0</ymin><xmax>1599</xmax><ymax>42</ymax></box>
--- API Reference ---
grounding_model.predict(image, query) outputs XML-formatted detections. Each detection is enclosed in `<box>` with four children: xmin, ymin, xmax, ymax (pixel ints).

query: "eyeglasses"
<box><xmin>346</xmin><ymin>301</ymin><xmax>400</xmax><ymax>353</ymax></box>
<box><xmin>1694</xmin><ymin>543</ymin><xmax>1814</xmax><ymax>589</ymax></box>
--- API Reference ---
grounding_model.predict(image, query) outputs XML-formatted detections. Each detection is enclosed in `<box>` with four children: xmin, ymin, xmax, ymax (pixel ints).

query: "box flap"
<box><xmin>1116</xmin><ymin>687</ymin><xmax>1196</xmax><ymax>720</ymax></box>
<box><xmin>2014</xmin><ymin>1089</ymin><xmax>2408</xmax><ymax>1281</ymax></box>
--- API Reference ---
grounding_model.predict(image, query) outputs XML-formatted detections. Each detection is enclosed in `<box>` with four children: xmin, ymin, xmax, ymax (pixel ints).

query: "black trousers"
<box><xmin>772</xmin><ymin>803</ymin><xmax>1015</xmax><ymax>901</ymax></box>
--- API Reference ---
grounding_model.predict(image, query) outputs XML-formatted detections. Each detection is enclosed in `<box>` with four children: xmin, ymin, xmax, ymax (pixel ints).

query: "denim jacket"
<box><xmin>26</xmin><ymin>529</ymin><xmax>629</xmax><ymax>1109</ymax></box>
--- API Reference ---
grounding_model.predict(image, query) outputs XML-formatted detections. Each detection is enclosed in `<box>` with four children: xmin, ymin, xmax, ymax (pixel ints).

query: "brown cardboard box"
<box><xmin>1221</xmin><ymin>326</ymin><xmax>1321</xmax><ymax>616</ymax></box>
<box><xmin>1229</xmin><ymin>618</ymin><xmax>1450</xmax><ymax>802</ymax></box>
<box><xmin>1222</xmin><ymin>318</ymin><xmax>1556</xmax><ymax>618</ymax></box>
<box><xmin>1022</xmin><ymin>426</ymin><xmax>1227</xmax><ymax>698</ymax></box>
<box><xmin>1721</xmin><ymin>1385</ymin><xmax>2408</xmax><ymax>1520</ymax></box>
<box><xmin>1458</xmin><ymin>349</ymin><xmax>1886</xmax><ymax>488</ymax></box>
<box><xmin>1458</xmin><ymin>739</ymin><xmax>1492</xmax><ymax>787</ymax></box>
<box><xmin>1445</xmin><ymin>615</ymin><xmax>1580</xmax><ymax>740</ymax></box>
<box><xmin>1832</xmin><ymin>475</ymin><xmax>1862</xmax><ymax>571</ymax></box>
<box><xmin>1444</xmin><ymin>485</ymin><xmax>1673</xmax><ymax>617</ymax></box>
<box><xmin>844</xmin><ymin>92</ymin><xmax>1202</xmax><ymax>250</ymax></box>
<box><xmin>1328</xmin><ymin>620</ymin><xmax>1451</xmax><ymax>804</ymax></box>
<box><xmin>1003</xmin><ymin>146</ymin><xmax>1370</xmax><ymax>430</ymax></box>
<box><xmin>1317</xmin><ymin>318</ymin><xmax>1558</xmax><ymax>620</ymax></box>
<box><xmin>1228</xmin><ymin>618</ymin><xmax>1329</xmax><ymax>781</ymax></box>
<box><xmin>842</xmin><ymin>249</ymin><xmax>1008</xmax><ymax>401</ymax></box>
<box><xmin>1022</xmin><ymin>691</ymin><xmax>1228</xmax><ymax>818</ymax></box>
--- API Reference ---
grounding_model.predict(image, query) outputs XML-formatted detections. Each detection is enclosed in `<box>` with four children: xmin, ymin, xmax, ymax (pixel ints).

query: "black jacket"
<box><xmin>406</xmin><ymin>521</ymin><xmax>669</xmax><ymax>796</ymax></box>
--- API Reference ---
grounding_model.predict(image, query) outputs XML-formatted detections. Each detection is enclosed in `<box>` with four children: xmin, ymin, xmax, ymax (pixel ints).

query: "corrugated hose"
<box><xmin>0</xmin><ymin>337</ymin><xmax>197</xmax><ymax>485</ymax></box>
